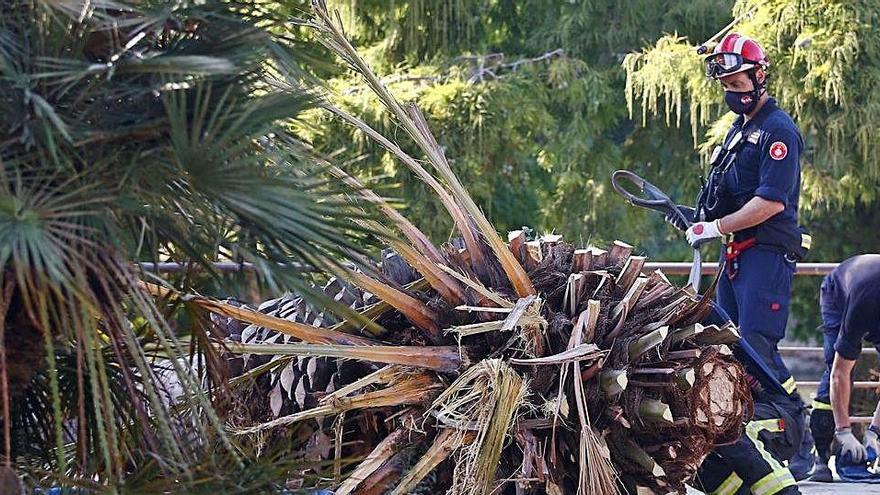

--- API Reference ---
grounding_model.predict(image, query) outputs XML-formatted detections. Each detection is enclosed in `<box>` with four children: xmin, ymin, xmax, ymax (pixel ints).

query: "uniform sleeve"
<box><xmin>834</xmin><ymin>294</ymin><xmax>878</xmax><ymax>360</ymax></box>
<box><xmin>754</xmin><ymin>128</ymin><xmax>801</xmax><ymax>206</ymax></box>
<box><xmin>835</xmin><ymin>329</ymin><xmax>862</xmax><ymax>360</ymax></box>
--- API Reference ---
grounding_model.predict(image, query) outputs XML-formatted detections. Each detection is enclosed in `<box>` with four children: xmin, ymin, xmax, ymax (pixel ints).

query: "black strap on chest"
<box><xmin>696</xmin><ymin>128</ymin><xmax>747</xmax><ymax>221</ymax></box>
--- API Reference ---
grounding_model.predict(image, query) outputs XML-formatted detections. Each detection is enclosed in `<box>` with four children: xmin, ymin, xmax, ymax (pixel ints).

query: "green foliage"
<box><xmin>306</xmin><ymin>0</ymin><xmax>880</xmax><ymax>342</ymax></box>
<box><xmin>0</xmin><ymin>0</ymin><xmax>371</xmax><ymax>489</ymax></box>
<box><xmin>308</xmin><ymin>0</ymin><xmax>731</xmax><ymax>259</ymax></box>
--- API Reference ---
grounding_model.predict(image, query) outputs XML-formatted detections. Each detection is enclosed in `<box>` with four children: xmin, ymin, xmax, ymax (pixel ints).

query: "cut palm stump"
<box><xmin>209</xmin><ymin>232</ymin><xmax>750</xmax><ymax>494</ymax></box>
<box><xmin>197</xmin><ymin>3</ymin><xmax>754</xmax><ymax>494</ymax></box>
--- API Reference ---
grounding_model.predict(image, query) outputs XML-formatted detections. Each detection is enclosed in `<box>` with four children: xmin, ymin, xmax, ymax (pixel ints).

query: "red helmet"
<box><xmin>704</xmin><ymin>33</ymin><xmax>769</xmax><ymax>79</ymax></box>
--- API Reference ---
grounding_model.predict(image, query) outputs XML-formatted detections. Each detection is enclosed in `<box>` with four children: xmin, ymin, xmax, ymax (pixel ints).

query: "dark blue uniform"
<box><xmin>716</xmin><ymin>98</ymin><xmax>803</xmax><ymax>244</ymax></box>
<box><xmin>709</xmin><ymin>98</ymin><xmax>805</xmax><ymax>396</ymax></box>
<box><xmin>811</xmin><ymin>255</ymin><xmax>880</xmax><ymax>465</ymax></box>
<box><xmin>819</xmin><ymin>254</ymin><xmax>880</xmax><ymax>362</ymax></box>
<box><xmin>695</xmin><ymin>97</ymin><xmax>811</xmax><ymax>492</ymax></box>
<box><xmin>697</xmin><ymin>302</ymin><xmax>803</xmax><ymax>495</ymax></box>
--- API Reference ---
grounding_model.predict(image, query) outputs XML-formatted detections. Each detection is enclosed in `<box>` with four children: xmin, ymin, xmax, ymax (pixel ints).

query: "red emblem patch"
<box><xmin>769</xmin><ymin>141</ymin><xmax>788</xmax><ymax>161</ymax></box>
<box><xmin>693</xmin><ymin>224</ymin><xmax>704</xmax><ymax>235</ymax></box>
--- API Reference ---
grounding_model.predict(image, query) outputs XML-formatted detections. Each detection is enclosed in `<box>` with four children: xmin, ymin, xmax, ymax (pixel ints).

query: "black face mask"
<box><xmin>724</xmin><ymin>89</ymin><xmax>760</xmax><ymax>115</ymax></box>
<box><xmin>724</xmin><ymin>69</ymin><xmax>765</xmax><ymax>115</ymax></box>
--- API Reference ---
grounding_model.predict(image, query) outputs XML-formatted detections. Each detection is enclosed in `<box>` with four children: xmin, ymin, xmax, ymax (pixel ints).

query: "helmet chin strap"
<box><xmin>747</xmin><ymin>68</ymin><xmax>767</xmax><ymax>101</ymax></box>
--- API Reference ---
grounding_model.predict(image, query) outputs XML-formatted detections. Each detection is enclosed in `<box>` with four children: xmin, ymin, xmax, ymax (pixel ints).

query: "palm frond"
<box><xmin>1</xmin><ymin>0</ymin><xmax>379</xmax><ymax>489</ymax></box>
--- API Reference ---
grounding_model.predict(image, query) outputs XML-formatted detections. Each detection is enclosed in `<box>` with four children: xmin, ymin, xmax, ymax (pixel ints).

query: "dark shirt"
<box><xmin>820</xmin><ymin>254</ymin><xmax>880</xmax><ymax>360</ymax></box>
<box><xmin>721</xmin><ymin>98</ymin><xmax>803</xmax><ymax>240</ymax></box>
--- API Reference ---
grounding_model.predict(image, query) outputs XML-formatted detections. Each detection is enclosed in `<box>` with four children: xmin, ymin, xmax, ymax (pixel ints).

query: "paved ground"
<box><xmin>687</xmin><ymin>481</ymin><xmax>880</xmax><ymax>494</ymax></box>
<box><xmin>799</xmin><ymin>480</ymin><xmax>880</xmax><ymax>494</ymax></box>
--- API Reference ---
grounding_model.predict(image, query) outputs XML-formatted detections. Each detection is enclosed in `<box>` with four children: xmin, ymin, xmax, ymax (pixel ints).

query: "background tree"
<box><xmin>306</xmin><ymin>0</ymin><xmax>880</xmax><ymax>340</ymax></box>
<box><xmin>305</xmin><ymin>0</ymin><xmax>731</xmax><ymax>249</ymax></box>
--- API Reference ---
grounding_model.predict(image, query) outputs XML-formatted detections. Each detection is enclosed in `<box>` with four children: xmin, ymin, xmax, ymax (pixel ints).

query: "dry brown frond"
<box><xmin>212</xmin><ymin>8</ymin><xmax>756</xmax><ymax>493</ymax></box>
<box><xmin>225</xmin><ymin>342</ymin><xmax>467</xmax><ymax>373</ymax></box>
<box><xmin>325</xmin><ymin>163</ymin><xmax>446</xmax><ymax>265</ymax></box>
<box><xmin>335</xmin><ymin>423</ymin><xmax>413</xmax><ymax>495</ymax></box>
<box><xmin>326</xmin><ymin>164</ymin><xmax>466</xmax><ymax>305</ymax></box>
<box><xmin>389</xmin><ymin>428</ymin><xmax>476</xmax><ymax>495</ymax></box>
<box><xmin>569</xmin><ymin>298</ymin><xmax>620</xmax><ymax>495</ymax></box>
<box><xmin>311</xmin><ymin>5</ymin><xmax>534</xmax><ymax>296</ymax></box>
<box><xmin>336</xmin><ymin>269</ymin><xmax>442</xmax><ymax>341</ymax></box>
<box><xmin>145</xmin><ymin>283</ymin><xmax>378</xmax><ymax>346</ymax></box>
<box><xmin>439</xmin><ymin>264</ymin><xmax>514</xmax><ymax>308</ymax></box>
<box><xmin>232</xmin><ymin>372</ymin><xmax>442</xmax><ymax>435</ymax></box>
<box><xmin>429</xmin><ymin>359</ymin><xmax>528</xmax><ymax>495</ymax></box>
<box><xmin>319</xmin><ymin>102</ymin><xmax>491</xmax><ymax>277</ymax></box>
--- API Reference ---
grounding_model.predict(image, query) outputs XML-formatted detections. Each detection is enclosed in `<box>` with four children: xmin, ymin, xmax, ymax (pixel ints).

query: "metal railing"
<box><xmin>644</xmin><ymin>262</ymin><xmax>838</xmax><ymax>276</ymax></box>
<box><xmin>141</xmin><ymin>261</ymin><xmax>840</xmax><ymax>276</ymax></box>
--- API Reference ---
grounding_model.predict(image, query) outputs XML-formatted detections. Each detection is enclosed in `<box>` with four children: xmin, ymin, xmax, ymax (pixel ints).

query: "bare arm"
<box><xmin>718</xmin><ymin>196</ymin><xmax>784</xmax><ymax>234</ymax></box>
<box><xmin>831</xmin><ymin>352</ymin><xmax>857</xmax><ymax>429</ymax></box>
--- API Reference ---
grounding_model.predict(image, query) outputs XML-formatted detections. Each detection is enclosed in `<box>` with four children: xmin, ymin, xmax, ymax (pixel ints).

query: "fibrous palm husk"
<box><xmin>192</xmin><ymin>3</ymin><xmax>755</xmax><ymax>493</ymax></box>
<box><xmin>209</xmin><ymin>232</ymin><xmax>751</xmax><ymax>493</ymax></box>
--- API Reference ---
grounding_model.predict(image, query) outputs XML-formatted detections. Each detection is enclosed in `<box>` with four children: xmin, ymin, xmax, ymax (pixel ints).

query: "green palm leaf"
<box><xmin>1</xmin><ymin>0</ymin><xmax>379</xmax><ymax>490</ymax></box>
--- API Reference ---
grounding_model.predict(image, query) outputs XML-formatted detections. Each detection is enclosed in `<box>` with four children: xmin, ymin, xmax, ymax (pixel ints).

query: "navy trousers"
<box><xmin>716</xmin><ymin>246</ymin><xmax>799</xmax><ymax>395</ymax></box>
<box><xmin>698</xmin><ymin>399</ymin><xmax>803</xmax><ymax>495</ymax></box>
<box><xmin>810</xmin><ymin>325</ymin><xmax>880</xmax><ymax>462</ymax></box>
<box><xmin>713</xmin><ymin>246</ymin><xmax>813</xmax><ymax>487</ymax></box>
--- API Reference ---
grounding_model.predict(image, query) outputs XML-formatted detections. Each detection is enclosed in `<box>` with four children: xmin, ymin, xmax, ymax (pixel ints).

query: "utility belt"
<box><xmin>721</xmin><ymin>225</ymin><xmax>812</xmax><ymax>279</ymax></box>
<box><xmin>722</xmin><ymin>235</ymin><xmax>757</xmax><ymax>279</ymax></box>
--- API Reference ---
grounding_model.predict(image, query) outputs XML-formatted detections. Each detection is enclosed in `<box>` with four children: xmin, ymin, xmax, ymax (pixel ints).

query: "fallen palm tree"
<box><xmin>182</xmin><ymin>2</ymin><xmax>754</xmax><ymax>493</ymax></box>
<box><xmin>203</xmin><ymin>237</ymin><xmax>749</xmax><ymax>493</ymax></box>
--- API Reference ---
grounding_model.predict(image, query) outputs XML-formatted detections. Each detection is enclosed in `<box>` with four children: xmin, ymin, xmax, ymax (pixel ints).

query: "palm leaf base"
<box><xmin>212</xmin><ymin>239</ymin><xmax>752</xmax><ymax>494</ymax></box>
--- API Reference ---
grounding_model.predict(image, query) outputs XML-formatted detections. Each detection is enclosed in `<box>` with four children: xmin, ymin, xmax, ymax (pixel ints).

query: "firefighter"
<box><xmin>692</xmin><ymin>301</ymin><xmax>803</xmax><ymax>495</ymax></box>
<box><xmin>668</xmin><ymin>32</ymin><xmax>812</xmax><ymax>493</ymax></box>
<box><xmin>809</xmin><ymin>254</ymin><xmax>880</xmax><ymax>482</ymax></box>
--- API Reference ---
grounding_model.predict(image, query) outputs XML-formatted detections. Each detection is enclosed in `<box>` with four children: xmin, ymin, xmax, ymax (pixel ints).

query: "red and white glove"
<box><xmin>686</xmin><ymin>220</ymin><xmax>722</xmax><ymax>248</ymax></box>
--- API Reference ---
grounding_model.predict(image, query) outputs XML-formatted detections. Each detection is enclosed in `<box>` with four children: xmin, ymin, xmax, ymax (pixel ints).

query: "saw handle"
<box><xmin>611</xmin><ymin>170</ymin><xmax>692</xmax><ymax>228</ymax></box>
<box><xmin>612</xmin><ymin>169</ymin><xmax>703</xmax><ymax>292</ymax></box>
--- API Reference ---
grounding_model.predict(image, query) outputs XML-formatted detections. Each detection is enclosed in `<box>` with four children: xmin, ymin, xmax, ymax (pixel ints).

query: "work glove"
<box><xmin>686</xmin><ymin>220</ymin><xmax>722</xmax><ymax>248</ymax></box>
<box><xmin>835</xmin><ymin>427</ymin><xmax>868</xmax><ymax>465</ymax></box>
<box><xmin>863</xmin><ymin>425</ymin><xmax>880</xmax><ymax>459</ymax></box>
<box><xmin>664</xmin><ymin>205</ymin><xmax>695</xmax><ymax>232</ymax></box>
